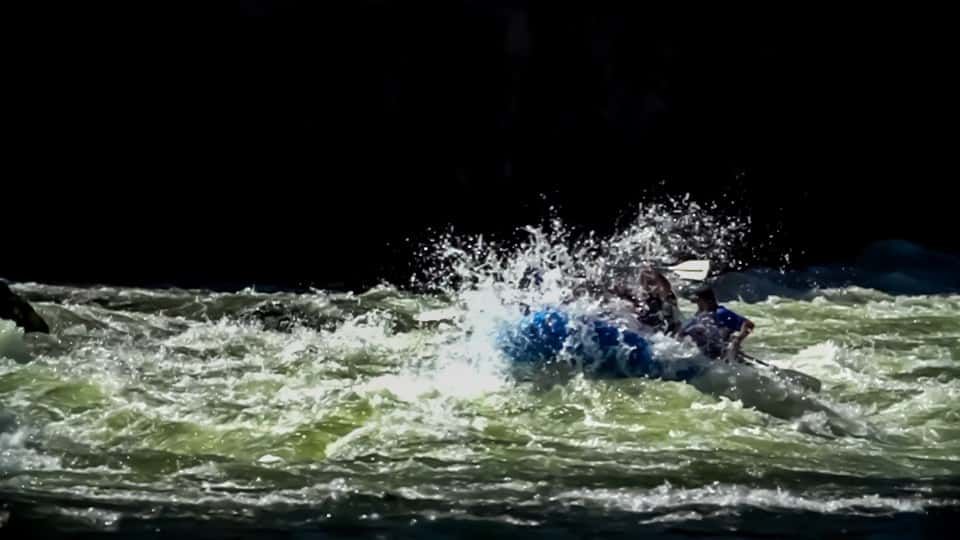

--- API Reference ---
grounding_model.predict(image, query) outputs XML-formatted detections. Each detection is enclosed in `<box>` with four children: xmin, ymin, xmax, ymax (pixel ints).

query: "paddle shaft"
<box><xmin>740</xmin><ymin>351</ymin><xmax>771</xmax><ymax>367</ymax></box>
<box><xmin>738</xmin><ymin>352</ymin><xmax>822</xmax><ymax>393</ymax></box>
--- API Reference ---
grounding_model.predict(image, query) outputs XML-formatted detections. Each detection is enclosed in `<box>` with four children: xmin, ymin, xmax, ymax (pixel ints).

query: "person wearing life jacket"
<box><xmin>680</xmin><ymin>286</ymin><xmax>753</xmax><ymax>360</ymax></box>
<box><xmin>610</xmin><ymin>266</ymin><xmax>682</xmax><ymax>335</ymax></box>
<box><xmin>518</xmin><ymin>263</ymin><xmax>682</xmax><ymax>336</ymax></box>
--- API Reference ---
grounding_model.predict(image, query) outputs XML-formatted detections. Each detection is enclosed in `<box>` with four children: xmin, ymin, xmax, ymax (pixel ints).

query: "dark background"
<box><xmin>5</xmin><ymin>4</ymin><xmax>955</xmax><ymax>290</ymax></box>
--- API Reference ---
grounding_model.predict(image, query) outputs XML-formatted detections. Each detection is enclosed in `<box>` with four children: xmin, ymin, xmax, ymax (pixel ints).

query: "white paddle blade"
<box><xmin>668</xmin><ymin>260</ymin><xmax>711</xmax><ymax>281</ymax></box>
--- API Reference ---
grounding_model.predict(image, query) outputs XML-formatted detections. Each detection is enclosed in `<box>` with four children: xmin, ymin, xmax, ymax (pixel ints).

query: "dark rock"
<box><xmin>0</xmin><ymin>282</ymin><xmax>49</xmax><ymax>334</ymax></box>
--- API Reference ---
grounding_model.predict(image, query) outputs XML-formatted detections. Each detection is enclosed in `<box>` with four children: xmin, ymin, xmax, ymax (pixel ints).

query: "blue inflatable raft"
<box><xmin>497</xmin><ymin>309</ymin><xmax>703</xmax><ymax>381</ymax></box>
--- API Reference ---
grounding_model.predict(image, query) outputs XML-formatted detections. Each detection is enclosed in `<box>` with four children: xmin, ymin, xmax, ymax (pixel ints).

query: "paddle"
<box><xmin>739</xmin><ymin>352</ymin><xmax>822</xmax><ymax>393</ymax></box>
<box><xmin>665</xmin><ymin>260</ymin><xmax>711</xmax><ymax>281</ymax></box>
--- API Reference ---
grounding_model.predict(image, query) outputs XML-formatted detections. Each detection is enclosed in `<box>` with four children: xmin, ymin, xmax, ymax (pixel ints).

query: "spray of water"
<box><xmin>414</xmin><ymin>199</ymin><xmax>748</xmax><ymax>322</ymax></box>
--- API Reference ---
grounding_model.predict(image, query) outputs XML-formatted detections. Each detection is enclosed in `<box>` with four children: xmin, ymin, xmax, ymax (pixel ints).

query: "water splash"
<box><xmin>0</xmin><ymin>320</ymin><xmax>29</xmax><ymax>363</ymax></box>
<box><xmin>416</xmin><ymin>198</ymin><xmax>748</xmax><ymax>301</ymax></box>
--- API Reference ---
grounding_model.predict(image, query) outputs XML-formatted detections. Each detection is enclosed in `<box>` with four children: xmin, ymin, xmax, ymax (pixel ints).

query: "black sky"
<box><xmin>5</xmin><ymin>5</ymin><xmax>955</xmax><ymax>290</ymax></box>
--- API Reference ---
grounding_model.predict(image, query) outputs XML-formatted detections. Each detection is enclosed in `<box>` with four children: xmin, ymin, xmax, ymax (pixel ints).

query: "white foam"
<box><xmin>554</xmin><ymin>482</ymin><xmax>949</xmax><ymax>515</ymax></box>
<box><xmin>0</xmin><ymin>429</ymin><xmax>61</xmax><ymax>473</ymax></box>
<box><xmin>0</xmin><ymin>320</ymin><xmax>29</xmax><ymax>363</ymax></box>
